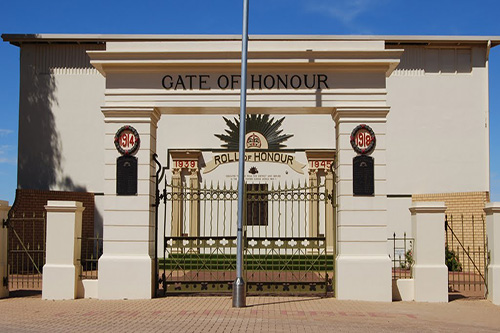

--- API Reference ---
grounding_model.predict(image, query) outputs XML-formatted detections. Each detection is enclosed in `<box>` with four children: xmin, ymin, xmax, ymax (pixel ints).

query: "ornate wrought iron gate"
<box><xmin>3</xmin><ymin>212</ymin><xmax>46</xmax><ymax>291</ymax></box>
<box><xmin>154</xmin><ymin>155</ymin><xmax>335</xmax><ymax>296</ymax></box>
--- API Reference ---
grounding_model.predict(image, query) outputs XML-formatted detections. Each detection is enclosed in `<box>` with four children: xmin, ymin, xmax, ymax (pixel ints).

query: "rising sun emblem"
<box><xmin>215</xmin><ymin>115</ymin><xmax>293</xmax><ymax>150</ymax></box>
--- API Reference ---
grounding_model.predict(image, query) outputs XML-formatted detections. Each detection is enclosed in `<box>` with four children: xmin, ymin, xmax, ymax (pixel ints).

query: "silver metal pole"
<box><xmin>233</xmin><ymin>0</ymin><xmax>249</xmax><ymax>308</ymax></box>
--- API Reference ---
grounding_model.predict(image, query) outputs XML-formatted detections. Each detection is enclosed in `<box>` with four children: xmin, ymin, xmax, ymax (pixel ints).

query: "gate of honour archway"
<box><xmin>90</xmin><ymin>37</ymin><xmax>400</xmax><ymax>301</ymax></box>
<box><xmin>153</xmin><ymin>143</ymin><xmax>336</xmax><ymax>295</ymax></box>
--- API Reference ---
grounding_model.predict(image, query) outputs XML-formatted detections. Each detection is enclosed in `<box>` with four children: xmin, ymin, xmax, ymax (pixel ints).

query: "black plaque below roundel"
<box><xmin>353</xmin><ymin>155</ymin><xmax>374</xmax><ymax>196</ymax></box>
<box><xmin>117</xmin><ymin>155</ymin><xmax>138</xmax><ymax>196</ymax></box>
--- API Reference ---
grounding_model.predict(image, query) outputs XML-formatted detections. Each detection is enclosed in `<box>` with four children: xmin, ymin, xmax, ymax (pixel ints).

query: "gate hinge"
<box><xmin>2</xmin><ymin>276</ymin><xmax>7</xmax><ymax>287</ymax></box>
<box><xmin>2</xmin><ymin>219</ymin><xmax>7</xmax><ymax>228</ymax></box>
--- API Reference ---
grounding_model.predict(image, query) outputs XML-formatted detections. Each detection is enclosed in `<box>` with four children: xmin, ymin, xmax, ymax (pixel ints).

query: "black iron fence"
<box><xmin>157</xmin><ymin>179</ymin><xmax>334</xmax><ymax>295</ymax></box>
<box><xmin>388</xmin><ymin>232</ymin><xmax>413</xmax><ymax>280</ymax></box>
<box><xmin>78</xmin><ymin>234</ymin><xmax>103</xmax><ymax>280</ymax></box>
<box><xmin>4</xmin><ymin>210</ymin><xmax>102</xmax><ymax>292</ymax></box>
<box><xmin>5</xmin><ymin>212</ymin><xmax>46</xmax><ymax>291</ymax></box>
<box><xmin>445</xmin><ymin>214</ymin><xmax>487</xmax><ymax>298</ymax></box>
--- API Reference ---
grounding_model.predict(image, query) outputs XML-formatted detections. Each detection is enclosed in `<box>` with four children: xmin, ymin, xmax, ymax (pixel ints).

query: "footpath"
<box><xmin>0</xmin><ymin>293</ymin><xmax>499</xmax><ymax>332</ymax></box>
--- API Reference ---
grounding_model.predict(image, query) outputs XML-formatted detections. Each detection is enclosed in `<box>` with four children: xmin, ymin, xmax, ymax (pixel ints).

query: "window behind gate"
<box><xmin>246</xmin><ymin>183</ymin><xmax>268</xmax><ymax>226</ymax></box>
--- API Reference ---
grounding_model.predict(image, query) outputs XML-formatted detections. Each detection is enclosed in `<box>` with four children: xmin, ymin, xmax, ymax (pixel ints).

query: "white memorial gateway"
<box><xmin>2</xmin><ymin>34</ymin><xmax>499</xmax><ymax>302</ymax></box>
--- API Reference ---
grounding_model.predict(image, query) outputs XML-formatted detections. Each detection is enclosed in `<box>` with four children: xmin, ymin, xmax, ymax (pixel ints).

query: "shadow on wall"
<box><xmin>19</xmin><ymin>63</ymin><xmax>60</xmax><ymax>189</ymax></box>
<box><xmin>16</xmin><ymin>43</ymin><xmax>103</xmax><ymax>234</ymax></box>
<box><xmin>18</xmin><ymin>47</ymin><xmax>85</xmax><ymax>192</ymax></box>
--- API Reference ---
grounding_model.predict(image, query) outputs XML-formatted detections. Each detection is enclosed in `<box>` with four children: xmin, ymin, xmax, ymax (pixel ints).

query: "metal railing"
<box><xmin>445</xmin><ymin>214</ymin><xmax>487</xmax><ymax>297</ymax></box>
<box><xmin>388</xmin><ymin>232</ymin><xmax>413</xmax><ymax>280</ymax></box>
<box><xmin>78</xmin><ymin>234</ymin><xmax>103</xmax><ymax>280</ymax></box>
<box><xmin>5</xmin><ymin>212</ymin><xmax>46</xmax><ymax>291</ymax></box>
<box><xmin>158</xmin><ymin>180</ymin><xmax>334</xmax><ymax>295</ymax></box>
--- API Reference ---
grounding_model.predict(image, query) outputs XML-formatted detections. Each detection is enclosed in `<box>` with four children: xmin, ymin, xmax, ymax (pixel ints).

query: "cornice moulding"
<box><xmin>102</xmin><ymin>107</ymin><xmax>161</xmax><ymax>124</ymax></box>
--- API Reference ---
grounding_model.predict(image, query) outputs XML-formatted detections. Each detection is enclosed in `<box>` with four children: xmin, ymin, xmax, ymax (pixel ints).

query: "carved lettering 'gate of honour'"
<box><xmin>153</xmin><ymin>155</ymin><xmax>335</xmax><ymax>296</ymax></box>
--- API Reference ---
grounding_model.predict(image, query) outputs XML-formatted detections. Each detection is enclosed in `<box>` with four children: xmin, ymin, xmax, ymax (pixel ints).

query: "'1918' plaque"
<box><xmin>353</xmin><ymin>155</ymin><xmax>374</xmax><ymax>196</ymax></box>
<box><xmin>117</xmin><ymin>155</ymin><xmax>138</xmax><ymax>195</ymax></box>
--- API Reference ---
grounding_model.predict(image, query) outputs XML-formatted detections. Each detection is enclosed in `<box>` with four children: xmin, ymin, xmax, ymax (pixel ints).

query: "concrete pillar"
<box><xmin>42</xmin><ymin>201</ymin><xmax>85</xmax><ymax>300</ymax></box>
<box><xmin>333</xmin><ymin>107</ymin><xmax>391</xmax><ymax>302</ymax></box>
<box><xmin>410</xmin><ymin>202</ymin><xmax>448</xmax><ymax>302</ymax></box>
<box><xmin>485</xmin><ymin>202</ymin><xmax>500</xmax><ymax>305</ymax></box>
<box><xmin>171</xmin><ymin>167</ymin><xmax>183</xmax><ymax>237</ymax></box>
<box><xmin>305</xmin><ymin>151</ymin><xmax>335</xmax><ymax>254</ymax></box>
<box><xmin>325</xmin><ymin>168</ymin><xmax>335</xmax><ymax>254</ymax></box>
<box><xmin>98</xmin><ymin>107</ymin><xmax>160</xmax><ymax>299</ymax></box>
<box><xmin>169</xmin><ymin>150</ymin><xmax>202</xmax><ymax>238</ymax></box>
<box><xmin>0</xmin><ymin>201</ymin><xmax>10</xmax><ymax>298</ymax></box>
<box><xmin>308</xmin><ymin>169</ymin><xmax>319</xmax><ymax>237</ymax></box>
<box><xmin>189</xmin><ymin>168</ymin><xmax>200</xmax><ymax>238</ymax></box>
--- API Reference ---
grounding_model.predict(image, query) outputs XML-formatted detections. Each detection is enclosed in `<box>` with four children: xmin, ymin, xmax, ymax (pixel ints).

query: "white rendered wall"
<box><xmin>0</xmin><ymin>201</ymin><xmax>9</xmax><ymax>298</ymax></box>
<box><xmin>16</xmin><ymin>42</ymin><xmax>490</xmax><ymax>199</ymax></box>
<box><xmin>17</xmin><ymin>43</ymin><xmax>106</xmax><ymax>231</ymax></box>
<box><xmin>485</xmin><ymin>203</ymin><xmax>500</xmax><ymax>305</ymax></box>
<box><xmin>386</xmin><ymin>46</ymin><xmax>489</xmax><ymax>195</ymax></box>
<box><xmin>385</xmin><ymin>45</ymin><xmax>489</xmax><ymax>241</ymax></box>
<box><xmin>13</xmin><ymin>39</ymin><xmax>492</xmax><ymax>300</ymax></box>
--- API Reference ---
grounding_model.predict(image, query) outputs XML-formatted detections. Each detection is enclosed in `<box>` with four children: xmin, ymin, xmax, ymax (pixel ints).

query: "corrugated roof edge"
<box><xmin>2</xmin><ymin>34</ymin><xmax>500</xmax><ymax>47</ymax></box>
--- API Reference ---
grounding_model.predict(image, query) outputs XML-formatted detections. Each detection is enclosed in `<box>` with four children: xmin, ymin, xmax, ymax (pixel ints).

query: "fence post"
<box><xmin>42</xmin><ymin>201</ymin><xmax>85</xmax><ymax>300</ymax></box>
<box><xmin>485</xmin><ymin>202</ymin><xmax>500</xmax><ymax>305</ymax></box>
<box><xmin>410</xmin><ymin>202</ymin><xmax>448</xmax><ymax>302</ymax></box>
<box><xmin>0</xmin><ymin>200</ymin><xmax>10</xmax><ymax>298</ymax></box>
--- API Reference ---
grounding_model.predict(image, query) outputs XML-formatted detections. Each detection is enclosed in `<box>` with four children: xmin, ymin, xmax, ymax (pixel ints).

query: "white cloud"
<box><xmin>0</xmin><ymin>129</ymin><xmax>13</xmax><ymax>137</ymax></box>
<box><xmin>0</xmin><ymin>145</ymin><xmax>12</xmax><ymax>154</ymax></box>
<box><xmin>306</xmin><ymin>0</ymin><xmax>387</xmax><ymax>31</ymax></box>
<box><xmin>0</xmin><ymin>157</ymin><xmax>16</xmax><ymax>164</ymax></box>
<box><xmin>0</xmin><ymin>145</ymin><xmax>16</xmax><ymax>164</ymax></box>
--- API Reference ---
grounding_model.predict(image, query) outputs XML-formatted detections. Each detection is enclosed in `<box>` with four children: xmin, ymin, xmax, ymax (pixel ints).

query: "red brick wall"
<box><xmin>8</xmin><ymin>189</ymin><xmax>95</xmax><ymax>252</ymax></box>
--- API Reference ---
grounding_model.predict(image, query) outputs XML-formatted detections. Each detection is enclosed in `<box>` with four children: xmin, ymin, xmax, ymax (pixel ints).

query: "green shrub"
<box><xmin>445</xmin><ymin>246</ymin><xmax>462</xmax><ymax>272</ymax></box>
<box><xmin>400</xmin><ymin>249</ymin><xmax>414</xmax><ymax>270</ymax></box>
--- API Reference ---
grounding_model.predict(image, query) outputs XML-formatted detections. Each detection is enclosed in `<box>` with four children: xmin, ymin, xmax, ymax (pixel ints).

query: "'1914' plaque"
<box><xmin>353</xmin><ymin>155</ymin><xmax>374</xmax><ymax>196</ymax></box>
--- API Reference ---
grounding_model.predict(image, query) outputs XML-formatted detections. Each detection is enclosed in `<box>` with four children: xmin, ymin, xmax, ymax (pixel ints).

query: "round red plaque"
<box><xmin>114</xmin><ymin>125</ymin><xmax>140</xmax><ymax>155</ymax></box>
<box><xmin>350</xmin><ymin>124</ymin><xmax>376</xmax><ymax>155</ymax></box>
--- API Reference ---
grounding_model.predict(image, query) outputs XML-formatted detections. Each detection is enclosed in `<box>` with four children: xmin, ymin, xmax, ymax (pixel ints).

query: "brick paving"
<box><xmin>0</xmin><ymin>294</ymin><xmax>499</xmax><ymax>332</ymax></box>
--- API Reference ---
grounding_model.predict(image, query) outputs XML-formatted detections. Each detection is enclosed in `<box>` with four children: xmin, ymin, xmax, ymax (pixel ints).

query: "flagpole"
<box><xmin>233</xmin><ymin>0</ymin><xmax>249</xmax><ymax>308</ymax></box>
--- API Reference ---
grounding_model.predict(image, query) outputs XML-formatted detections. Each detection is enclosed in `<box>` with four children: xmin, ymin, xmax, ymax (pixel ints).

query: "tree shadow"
<box><xmin>18</xmin><ymin>64</ymin><xmax>61</xmax><ymax>190</ymax></box>
<box><xmin>17</xmin><ymin>43</ymin><xmax>91</xmax><ymax>193</ymax></box>
<box><xmin>14</xmin><ymin>42</ymin><xmax>103</xmax><ymax>236</ymax></box>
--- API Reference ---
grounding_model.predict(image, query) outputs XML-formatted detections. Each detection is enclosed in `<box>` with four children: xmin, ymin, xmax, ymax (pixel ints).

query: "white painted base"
<box><xmin>77</xmin><ymin>279</ymin><xmax>99</xmax><ymax>299</ymax></box>
<box><xmin>335</xmin><ymin>255</ymin><xmax>392</xmax><ymax>302</ymax></box>
<box><xmin>413</xmin><ymin>265</ymin><xmax>448</xmax><ymax>302</ymax></box>
<box><xmin>0</xmin><ymin>234</ymin><xmax>8</xmax><ymax>298</ymax></box>
<box><xmin>392</xmin><ymin>279</ymin><xmax>414</xmax><ymax>301</ymax></box>
<box><xmin>98</xmin><ymin>255</ymin><xmax>153</xmax><ymax>300</ymax></box>
<box><xmin>0</xmin><ymin>262</ymin><xmax>8</xmax><ymax>298</ymax></box>
<box><xmin>42</xmin><ymin>264</ymin><xmax>78</xmax><ymax>300</ymax></box>
<box><xmin>0</xmin><ymin>201</ymin><xmax>9</xmax><ymax>299</ymax></box>
<box><xmin>488</xmin><ymin>264</ymin><xmax>500</xmax><ymax>305</ymax></box>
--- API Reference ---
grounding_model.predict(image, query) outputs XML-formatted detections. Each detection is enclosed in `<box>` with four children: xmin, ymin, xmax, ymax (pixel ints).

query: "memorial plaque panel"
<box><xmin>117</xmin><ymin>155</ymin><xmax>138</xmax><ymax>195</ymax></box>
<box><xmin>353</xmin><ymin>155</ymin><xmax>374</xmax><ymax>196</ymax></box>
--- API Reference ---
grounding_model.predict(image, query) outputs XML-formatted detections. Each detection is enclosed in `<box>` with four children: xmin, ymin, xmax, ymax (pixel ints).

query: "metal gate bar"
<box><xmin>445</xmin><ymin>214</ymin><xmax>487</xmax><ymax>297</ymax></box>
<box><xmin>4</xmin><ymin>212</ymin><xmax>46</xmax><ymax>291</ymax></box>
<box><xmin>156</xmin><ymin>169</ymin><xmax>334</xmax><ymax>296</ymax></box>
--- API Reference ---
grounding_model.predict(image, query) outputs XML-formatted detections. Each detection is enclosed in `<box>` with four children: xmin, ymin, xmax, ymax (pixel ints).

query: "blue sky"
<box><xmin>0</xmin><ymin>0</ymin><xmax>499</xmax><ymax>204</ymax></box>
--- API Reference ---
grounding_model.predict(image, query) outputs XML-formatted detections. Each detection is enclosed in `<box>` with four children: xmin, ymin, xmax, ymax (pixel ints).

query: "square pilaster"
<box><xmin>98</xmin><ymin>107</ymin><xmax>160</xmax><ymax>300</ymax></box>
<box><xmin>333</xmin><ymin>107</ymin><xmax>392</xmax><ymax>302</ymax></box>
